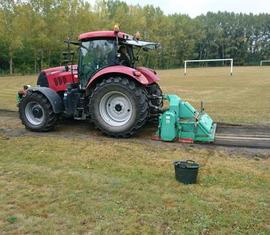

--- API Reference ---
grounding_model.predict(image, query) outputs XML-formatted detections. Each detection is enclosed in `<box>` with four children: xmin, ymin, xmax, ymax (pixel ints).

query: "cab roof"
<box><xmin>79</xmin><ymin>31</ymin><xmax>133</xmax><ymax>41</ymax></box>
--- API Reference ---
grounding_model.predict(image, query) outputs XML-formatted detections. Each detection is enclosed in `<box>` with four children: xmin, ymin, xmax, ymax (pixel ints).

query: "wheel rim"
<box><xmin>99</xmin><ymin>91</ymin><xmax>133</xmax><ymax>127</ymax></box>
<box><xmin>25</xmin><ymin>101</ymin><xmax>45</xmax><ymax>126</ymax></box>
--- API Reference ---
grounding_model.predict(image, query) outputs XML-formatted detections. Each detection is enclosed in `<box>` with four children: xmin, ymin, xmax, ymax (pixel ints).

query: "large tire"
<box><xmin>89</xmin><ymin>76</ymin><xmax>149</xmax><ymax>137</ymax></box>
<box><xmin>19</xmin><ymin>92</ymin><xmax>57</xmax><ymax>132</ymax></box>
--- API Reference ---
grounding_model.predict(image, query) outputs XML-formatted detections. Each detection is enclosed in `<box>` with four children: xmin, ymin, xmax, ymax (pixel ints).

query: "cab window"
<box><xmin>79</xmin><ymin>39</ymin><xmax>116</xmax><ymax>87</ymax></box>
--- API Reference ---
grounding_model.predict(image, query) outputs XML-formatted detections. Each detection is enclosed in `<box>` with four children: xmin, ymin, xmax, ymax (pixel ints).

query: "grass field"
<box><xmin>0</xmin><ymin>67</ymin><xmax>269</xmax><ymax>234</ymax></box>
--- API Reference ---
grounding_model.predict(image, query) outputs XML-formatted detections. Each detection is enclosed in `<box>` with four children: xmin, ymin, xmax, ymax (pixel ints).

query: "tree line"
<box><xmin>0</xmin><ymin>0</ymin><xmax>269</xmax><ymax>75</ymax></box>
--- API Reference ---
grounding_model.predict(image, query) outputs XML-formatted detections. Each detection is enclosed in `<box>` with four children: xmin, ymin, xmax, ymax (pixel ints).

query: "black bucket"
<box><xmin>173</xmin><ymin>160</ymin><xmax>199</xmax><ymax>184</ymax></box>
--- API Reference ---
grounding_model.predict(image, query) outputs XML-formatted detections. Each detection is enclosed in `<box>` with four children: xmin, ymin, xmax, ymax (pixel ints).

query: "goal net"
<box><xmin>260</xmin><ymin>60</ymin><xmax>270</xmax><ymax>66</ymax></box>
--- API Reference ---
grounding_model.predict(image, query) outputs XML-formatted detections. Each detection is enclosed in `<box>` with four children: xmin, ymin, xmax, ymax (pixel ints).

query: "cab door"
<box><xmin>78</xmin><ymin>39</ymin><xmax>116</xmax><ymax>88</ymax></box>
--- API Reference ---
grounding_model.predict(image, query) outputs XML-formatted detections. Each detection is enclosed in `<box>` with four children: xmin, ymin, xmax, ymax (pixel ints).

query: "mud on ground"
<box><xmin>0</xmin><ymin>109</ymin><xmax>269</xmax><ymax>158</ymax></box>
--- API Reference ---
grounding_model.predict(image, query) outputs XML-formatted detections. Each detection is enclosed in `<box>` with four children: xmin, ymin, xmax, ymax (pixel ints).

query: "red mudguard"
<box><xmin>86</xmin><ymin>65</ymin><xmax>159</xmax><ymax>88</ymax></box>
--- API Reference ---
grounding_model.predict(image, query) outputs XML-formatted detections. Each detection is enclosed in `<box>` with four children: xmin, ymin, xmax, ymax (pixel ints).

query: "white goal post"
<box><xmin>260</xmin><ymin>60</ymin><xmax>270</xmax><ymax>66</ymax></box>
<box><xmin>184</xmin><ymin>58</ymin><xmax>234</xmax><ymax>76</ymax></box>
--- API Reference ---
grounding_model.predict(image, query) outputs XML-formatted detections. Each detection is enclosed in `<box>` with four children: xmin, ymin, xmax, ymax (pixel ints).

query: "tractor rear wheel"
<box><xmin>89</xmin><ymin>76</ymin><xmax>149</xmax><ymax>137</ymax></box>
<box><xmin>19</xmin><ymin>92</ymin><xmax>57</xmax><ymax>131</ymax></box>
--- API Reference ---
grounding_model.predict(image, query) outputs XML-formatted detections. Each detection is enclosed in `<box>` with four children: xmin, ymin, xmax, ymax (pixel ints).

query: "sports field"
<box><xmin>0</xmin><ymin>66</ymin><xmax>269</xmax><ymax>234</ymax></box>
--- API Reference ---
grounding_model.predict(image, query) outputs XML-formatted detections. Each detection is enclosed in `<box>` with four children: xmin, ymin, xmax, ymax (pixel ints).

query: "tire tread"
<box><xmin>19</xmin><ymin>92</ymin><xmax>57</xmax><ymax>132</ymax></box>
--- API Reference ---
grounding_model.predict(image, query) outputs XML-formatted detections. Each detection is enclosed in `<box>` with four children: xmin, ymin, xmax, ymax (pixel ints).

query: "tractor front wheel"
<box><xmin>19</xmin><ymin>92</ymin><xmax>57</xmax><ymax>131</ymax></box>
<box><xmin>89</xmin><ymin>77</ymin><xmax>149</xmax><ymax>137</ymax></box>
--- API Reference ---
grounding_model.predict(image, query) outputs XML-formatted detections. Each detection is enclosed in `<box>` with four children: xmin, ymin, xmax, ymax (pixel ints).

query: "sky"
<box><xmin>87</xmin><ymin>0</ymin><xmax>270</xmax><ymax>17</ymax></box>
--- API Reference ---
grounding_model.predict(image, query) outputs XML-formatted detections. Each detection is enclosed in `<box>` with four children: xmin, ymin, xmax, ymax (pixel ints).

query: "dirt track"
<box><xmin>0</xmin><ymin>109</ymin><xmax>269</xmax><ymax>158</ymax></box>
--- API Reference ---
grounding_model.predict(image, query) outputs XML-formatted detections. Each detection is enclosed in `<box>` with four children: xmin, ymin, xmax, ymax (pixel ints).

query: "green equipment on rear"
<box><xmin>155</xmin><ymin>94</ymin><xmax>216</xmax><ymax>143</ymax></box>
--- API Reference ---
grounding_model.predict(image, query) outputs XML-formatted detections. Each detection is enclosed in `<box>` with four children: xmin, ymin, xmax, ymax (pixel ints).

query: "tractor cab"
<box><xmin>77</xmin><ymin>30</ymin><xmax>159</xmax><ymax>87</ymax></box>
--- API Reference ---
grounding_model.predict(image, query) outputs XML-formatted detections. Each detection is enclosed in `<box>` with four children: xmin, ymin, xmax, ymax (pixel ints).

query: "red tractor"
<box><xmin>18</xmin><ymin>29</ymin><xmax>162</xmax><ymax>137</ymax></box>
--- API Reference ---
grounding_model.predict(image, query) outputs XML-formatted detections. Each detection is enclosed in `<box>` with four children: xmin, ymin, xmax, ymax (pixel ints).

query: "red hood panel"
<box><xmin>42</xmin><ymin>65</ymin><xmax>78</xmax><ymax>92</ymax></box>
<box><xmin>43</xmin><ymin>65</ymin><xmax>78</xmax><ymax>75</ymax></box>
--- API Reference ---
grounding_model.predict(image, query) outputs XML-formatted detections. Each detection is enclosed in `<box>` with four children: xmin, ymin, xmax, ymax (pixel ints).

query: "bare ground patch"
<box><xmin>1</xmin><ymin>109</ymin><xmax>269</xmax><ymax>158</ymax></box>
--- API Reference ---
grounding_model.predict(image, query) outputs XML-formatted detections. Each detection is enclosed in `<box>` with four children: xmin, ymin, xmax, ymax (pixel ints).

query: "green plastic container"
<box><xmin>173</xmin><ymin>160</ymin><xmax>199</xmax><ymax>184</ymax></box>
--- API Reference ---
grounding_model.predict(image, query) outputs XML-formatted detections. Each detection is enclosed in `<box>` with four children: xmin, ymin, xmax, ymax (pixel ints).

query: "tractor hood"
<box><xmin>42</xmin><ymin>65</ymin><xmax>78</xmax><ymax>76</ymax></box>
<box><xmin>38</xmin><ymin>65</ymin><xmax>78</xmax><ymax>92</ymax></box>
